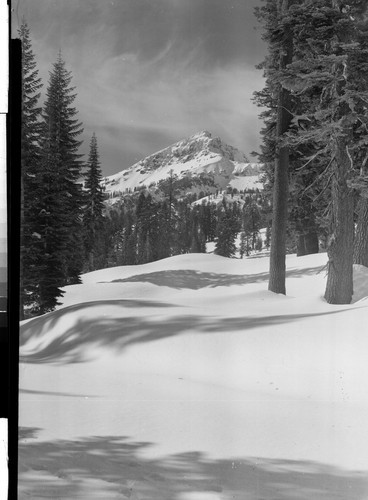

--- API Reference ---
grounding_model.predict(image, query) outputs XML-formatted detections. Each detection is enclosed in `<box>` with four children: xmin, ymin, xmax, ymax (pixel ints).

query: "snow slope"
<box><xmin>18</xmin><ymin>252</ymin><xmax>368</xmax><ymax>499</ymax></box>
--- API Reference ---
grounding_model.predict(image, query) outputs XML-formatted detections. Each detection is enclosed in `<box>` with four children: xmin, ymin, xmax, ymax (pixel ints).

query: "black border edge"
<box><xmin>7</xmin><ymin>27</ymin><xmax>21</xmax><ymax>499</ymax></box>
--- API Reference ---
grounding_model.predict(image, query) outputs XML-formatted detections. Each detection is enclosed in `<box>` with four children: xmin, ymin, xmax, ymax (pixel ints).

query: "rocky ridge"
<box><xmin>103</xmin><ymin>131</ymin><xmax>263</xmax><ymax>199</ymax></box>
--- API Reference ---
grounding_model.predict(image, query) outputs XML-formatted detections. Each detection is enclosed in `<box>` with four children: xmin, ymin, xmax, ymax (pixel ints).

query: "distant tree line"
<box><xmin>100</xmin><ymin>187</ymin><xmax>270</xmax><ymax>267</ymax></box>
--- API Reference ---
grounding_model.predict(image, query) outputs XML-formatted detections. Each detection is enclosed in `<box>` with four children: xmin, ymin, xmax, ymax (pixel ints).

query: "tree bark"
<box><xmin>295</xmin><ymin>209</ymin><xmax>319</xmax><ymax>256</ymax></box>
<box><xmin>354</xmin><ymin>197</ymin><xmax>368</xmax><ymax>267</ymax></box>
<box><xmin>268</xmin><ymin>0</ymin><xmax>293</xmax><ymax>294</ymax></box>
<box><xmin>324</xmin><ymin>138</ymin><xmax>354</xmax><ymax>304</ymax></box>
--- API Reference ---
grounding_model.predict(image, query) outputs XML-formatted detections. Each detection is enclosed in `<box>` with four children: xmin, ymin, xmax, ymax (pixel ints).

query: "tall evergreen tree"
<box><xmin>243</xmin><ymin>196</ymin><xmax>262</xmax><ymax>250</ymax></box>
<box><xmin>176</xmin><ymin>201</ymin><xmax>193</xmax><ymax>254</ymax></box>
<box><xmin>157</xmin><ymin>171</ymin><xmax>182</xmax><ymax>256</ymax></box>
<box><xmin>18</xmin><ymin>21</ymin><xmax>44</xmax><ymax>318</ymax></box>
<box><xmin>136</xmin><ymin>192</ymin><xmax>159</xmax><ymax>263</ymax></box>
<box><xmin>190</xmin><ymin>208</ymin><xmax>206</xmax><ymax>253</ymax></box>
<box><xmin>35</xmin><ymin>53</ymin><xmax>84</xmax><ymax>313</ymax></box>
<box><xmin>239</xmin><ymin>231</ymin><xmax>251</xmax><ymax>258</ymax></box>
<box><xmin>156</xmin><ymin>200</ymin><xmax>173</xmax><ymax>259</ymax></box>
<box><xmin>84</xmin><ymin>133</ymin><xmax>105</xmax><ymax>271</ymax></box>
<box><xmin>214</xmin><ymin>201</ymin><xmax>240</xmax><ymax>258</ymax></box>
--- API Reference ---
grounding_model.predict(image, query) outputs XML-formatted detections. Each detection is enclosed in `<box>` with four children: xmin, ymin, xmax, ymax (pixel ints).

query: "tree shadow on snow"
<box><xmin>18</xmin><ymin>427</ymin><xmax>368</xmax><ymax>500</ymax></box>
<box><xmin>20</xmin><ymin>298</ymin><xmax>177</xmax><ymax>345</ymax></box>
<box><xmin>18</xmin><ymin>426</ymin><xmax>42</xmax><ymax>441</ymax></box>
<box><xmin>20</xmin><ymin>306</ymin><xmax>354</xmax><ymax>364</ymax></box>
<box><xmin>99</xmin><ymin>266</ymin><xmax>323</xmax><ymax>290</ymax></box>
<box><xmin>19</xmin><ymin>388</ymin><xmax>99</xmax><ymax>398</ymax></box>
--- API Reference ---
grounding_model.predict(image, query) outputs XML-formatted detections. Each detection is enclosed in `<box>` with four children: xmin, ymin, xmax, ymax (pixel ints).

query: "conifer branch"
<box><xmin>302</xmin><ymin>157</ymin><xmax>334</xmax><ymax>198</ymax></box>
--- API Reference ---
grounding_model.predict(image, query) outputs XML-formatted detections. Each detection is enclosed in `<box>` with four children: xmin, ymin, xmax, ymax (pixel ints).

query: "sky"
<box><xmin>12</xmin><ymin>0</ymin><xmax>267</xmax><ymax>177</ymax></box>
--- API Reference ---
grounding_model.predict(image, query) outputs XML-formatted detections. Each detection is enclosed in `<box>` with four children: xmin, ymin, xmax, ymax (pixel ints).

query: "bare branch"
<box><xmin>313</xmin><ymin>170</ymin><xmax>334</xmax><ymax>203</ymax></box>
<box><xmin>295</xmin><ymin>149</ymin><xmax>326</xmax><ymax>171</ymax></box>
<box><xmin>346</xmin><ymin>145</ymin><xmax>354</xmax><ymax>171</ymax></box>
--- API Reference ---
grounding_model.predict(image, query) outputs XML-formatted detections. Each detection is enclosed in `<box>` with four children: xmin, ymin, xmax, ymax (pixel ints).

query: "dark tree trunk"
<box><xmin>268</xmin><ymin>0</ymin><xmax>293</xmax><ymax>294</ymax></box>
<box><xmin>269</xmin><ymin>146</ymin><xmax>290</xmax><ymax>293</ymax></box>
<box><xmin>324</xmin><ymin>138</ymin><xmax>354</xmax><ymax>304</ymax></box>
<box><xmin>89</xmin><ymin>250</ymin><xmax>95</xmax><ymax>272</ymax></box>
<box><xmin>296</xmin><ymin>230</ymin><xmax>319</xmax><ymax>257</ymax></box>
<box><xmin>354</xmin><ymin>197</ymin><xmax>368</xmax><ymax>267</ymax></box>
<box><xmin>296</xmin><ymin>212</ymin><xmax>319</xmax><ymax>256</ymax></box>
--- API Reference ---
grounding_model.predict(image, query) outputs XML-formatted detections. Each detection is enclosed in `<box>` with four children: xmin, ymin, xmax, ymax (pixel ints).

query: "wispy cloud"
<box><xmin>14</xmin><ymin>0</ymin><xmax>266</xmax><ymax>174</ymax></box>
<box><xmin>75</xmin><ymin>36</ymin><xmax>265</xmax><ymax>169</ymax></box>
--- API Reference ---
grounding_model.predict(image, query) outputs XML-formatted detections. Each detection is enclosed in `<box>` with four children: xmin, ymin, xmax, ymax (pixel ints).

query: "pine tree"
<box><xmin>36</xmin><ymin>53</ymin><xmax>84</xmax><ymax>312</ymax></box>
<box><xmin>214</xmin><ymin>202</ymin><xmax>240</xmax><ymax>258</ymax></box>
<box><xmin>176</xmin><ymin>201</ymin><xmax>193</xmax><ymax>254</ymax></box>
<box><xmin>18</xmin><ymin>21</ymin><xmax>44</xmax><ymax>317</ymax></box>
<box><xmin>157</xmin><ymin>173</ymin><xmax>180</xmax><ymax>257</ymax></box>
<box><xmin>243</xmin><ymin>196</ymin><xmax>262</xmax><ymax>250</ymax></box>
<box><xmin>155</xmin><ymin>201</ymin><xmax>173</xmax><ymax>260</ymax></box>
<box><xmin>255</xmin><ymin>0</ymin><xmax>295</xmax><ymax>295</ymax></box>
<box><xmin>190</xmin><ymin>208</ymin><xmax>206</xmax><ymax>253</ymax></box>
<box><xmin>105</xmin><ymin>207</ymin><xmax>131</xmax><ymax>266</ymax></box>
<box><xmin>84</xmin><ymin>133</ymin><xmax>105</xmax><ymax>271</ymax></box>
<box><xmin>254</xmin><ymin>95</ymin><xmax>323</xmax><ymax>259</ymax></box>
<box><xmin>136</xmin><ymin>192</ymin><xmax>158</xmax><ymax>263</ymax></box>
<box><xmin>255</xmin><ymin>235</ymin><xmax>263</xmax><ymax>252</ymax></box>
<box><xmin>239</xmin><ymin>231</ymin><xmax>251</xmax><ymax>258</ymax></box>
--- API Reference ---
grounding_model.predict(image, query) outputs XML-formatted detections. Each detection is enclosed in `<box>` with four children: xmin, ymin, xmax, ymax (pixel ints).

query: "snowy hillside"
<box><xmin>102</xmin><ymin>131</ymin><xmax>263</xmax><ymax>197</ymax></box>
<box><xmin>18</xmin><ymin>252</ymin><xmax>368</xmax><ymax>499</ymax></box>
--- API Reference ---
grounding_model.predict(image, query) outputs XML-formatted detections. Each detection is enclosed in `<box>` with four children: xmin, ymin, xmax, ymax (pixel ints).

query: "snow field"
<box><xmin>18</xmin><ymin>251</ymin><xmax>368</xmax><ymax>499</ymax></box>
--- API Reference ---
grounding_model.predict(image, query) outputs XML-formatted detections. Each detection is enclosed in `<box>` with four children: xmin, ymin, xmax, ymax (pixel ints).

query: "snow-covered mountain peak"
<box><xmin>171</xmin><ymin>130</ymin><xmax>249</xmax><ymax>164</ymax></box>
<box><xmin>103</xmin><ymin>131</ymin><xmax>262</xmax><ymax>198</ymax></box>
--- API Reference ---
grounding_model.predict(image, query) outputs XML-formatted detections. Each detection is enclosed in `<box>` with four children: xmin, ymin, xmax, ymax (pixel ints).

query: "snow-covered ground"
<box><xmin>228</xmin><ymin>174</ymin><xmax>263</xmax><ymax>192</ymax></box>
<box><xmin>19</xmin><ymin>252</ymin><xmax>368</xmax><ymax>499</ymax></box>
